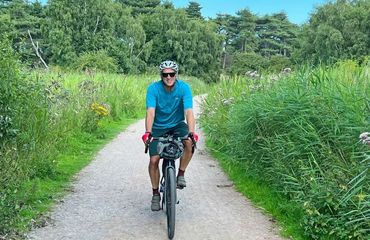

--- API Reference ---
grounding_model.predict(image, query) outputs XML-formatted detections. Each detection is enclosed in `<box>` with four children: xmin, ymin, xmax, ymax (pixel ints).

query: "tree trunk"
<box><xmin>28</xmin><ymin>30</ymin><xmax>49</xmax><ymax>69</ymax></box>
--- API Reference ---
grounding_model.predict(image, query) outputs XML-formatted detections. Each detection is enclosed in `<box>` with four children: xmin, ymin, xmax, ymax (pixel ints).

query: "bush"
<box><xmin>0</xmin><ymin>37</ymin><xmax>21</xmax><ymax>143</ymax></box>
<box><xmin>0</xmin><ymin>37</ymin><xmax>56</xmax><ymax>234</ymax></box>
<box><xmin>266</xmin><ymin>55</ymin><xmax>292</xmax><ymax>73</ymax></box>
<box><xmin>71</xmin><ymin>51</ymin><xmax>118</xmax><ymax>73</ymax></box>
<box><xmin>230</xmin><ymin>52</ymin><xmax>267</xmax><ymax>75</ymax></box>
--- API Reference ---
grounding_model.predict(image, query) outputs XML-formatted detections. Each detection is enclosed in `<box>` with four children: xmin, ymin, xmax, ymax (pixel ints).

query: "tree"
<box><xmin>140</xmin><ymin>6</ymin><xmax>221</xmax><ymax>81</ymax></box>
<box><xmin>0</xmin><ymin>0</ymin><xmax>45</xmax><ymax>67</ymax></box>
<box><xmin>234</xmin><ymin>9</ymin><xmax>257</xmax><ymax>53</ymax></box>
<box><xmin>43</xmin><ymin>0</ymin><xmax>151</xmax><ymax>72</ymax></box>
<box><xmin>162</xmin><ymin>0</ymin><xmax>174</xmax><ymax>9</ymax></box>
<box><xmin>255</xmin><ymin>12</ymin><xmax>298</xmax><ymax>57</ymax></box>
<box><xmin>185</xmin><ymin>1</ymin><xmax>203</xmax><ymax>20</ymax></box>
<box><xmin>296</xmin><ymin>0</ymin><xmax>370</xmax><ymax>64</ymax></box>
<box><xmin>0</xmin><ymin>0</ymin><xmax>12</xmax><ymax>8</ymax></box>
<box><xmin>118</xmin><ymin>0</ymin><xmax>160</xmax><ymax>16</ymax></box>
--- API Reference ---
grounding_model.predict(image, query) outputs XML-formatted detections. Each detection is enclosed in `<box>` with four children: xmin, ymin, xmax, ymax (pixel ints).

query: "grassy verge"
<box><xmin>200</xmin><ymin>61</ymin><xmax>369</xmax><ymax>239</ymax></box>
<box><xmin>206</xmin><ymin>140</ymin><xmax>307</xmax><ymax>240</ymax></box>
<box><xmin>9</xmin><ymin>115</ymin><xmax>143</xmax><ymax>238</ymax></box>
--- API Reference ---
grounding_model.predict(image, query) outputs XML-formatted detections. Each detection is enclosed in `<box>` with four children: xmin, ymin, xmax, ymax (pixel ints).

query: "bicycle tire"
<box><xmin>165</xmin><ymin>166</ymin><xmax>176</xmax><ymax>239</ymax></box>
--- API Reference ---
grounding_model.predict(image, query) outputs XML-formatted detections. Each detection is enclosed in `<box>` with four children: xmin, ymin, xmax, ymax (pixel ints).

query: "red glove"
<box><xmin>189</xmin><ymin>132</ymin><xmax>199</xmax><ymax>142</ymax></box>
<box><xmin>141</xmin><ymin>132</ymin><xmax>152</xmax><ymax>143</ymax></box>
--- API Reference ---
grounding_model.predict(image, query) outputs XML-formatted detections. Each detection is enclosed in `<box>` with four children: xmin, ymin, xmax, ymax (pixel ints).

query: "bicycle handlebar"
<box><xmin>144</xmin><ymin>134</ymin><xmax>197</xmax><ymax>154</ymax></box>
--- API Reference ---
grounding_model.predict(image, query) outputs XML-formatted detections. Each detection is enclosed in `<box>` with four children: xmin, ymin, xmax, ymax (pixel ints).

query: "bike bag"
<box><xmin>157</xmin><ymin>137</ymin><xmax>184</xmax><ymax>160</ymax></box>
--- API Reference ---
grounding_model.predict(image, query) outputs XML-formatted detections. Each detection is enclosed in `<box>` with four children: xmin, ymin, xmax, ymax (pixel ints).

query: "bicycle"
<box><xmin>145</xmin><ymin>133</ymin><xmax>196</xmax><ymax>240</ymax></box>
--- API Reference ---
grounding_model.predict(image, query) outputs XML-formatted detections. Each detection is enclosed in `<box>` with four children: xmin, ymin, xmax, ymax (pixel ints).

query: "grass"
<box><xmin>200</xmin><ymin>60</ymin><xmax>370</xmax><ymax>239</ymax></box>
<box><xmin>207</xmin><ymin>140</ymin><xmax>307</xmax><ymax>240</ymax></box>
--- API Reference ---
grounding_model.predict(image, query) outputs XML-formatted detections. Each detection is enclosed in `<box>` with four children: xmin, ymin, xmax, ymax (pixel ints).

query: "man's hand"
<box><xmin>188</xmin><ymin>132</ymin><xmax>199</xmax><ymax>142</ymax></box>
<box><xmin>142</xmin><ymin>132</ymin><xmax>152</xmax><ymax>143</ymax></box>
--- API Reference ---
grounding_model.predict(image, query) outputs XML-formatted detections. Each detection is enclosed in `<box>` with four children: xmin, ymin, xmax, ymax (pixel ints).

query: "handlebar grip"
<box><xmin>145</xmin><ymin>144</ymin><xmax>148</xmax><ymax>153</ymax></box>
<box><xmin>188</xmin><ymin>135</ymin><xmax>197</xmax><ymax>153</ymax></box>
<box><xmin>144</xmin><ymin>139</ymin><xmax>151</xmax><ymax>153</ymax></box>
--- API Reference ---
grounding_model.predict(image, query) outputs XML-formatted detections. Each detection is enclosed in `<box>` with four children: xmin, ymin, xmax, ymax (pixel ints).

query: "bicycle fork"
<box><xmin>160</xmin><ymin>160</ymin><xmax>179</xmax><ymax>205</ymax></box>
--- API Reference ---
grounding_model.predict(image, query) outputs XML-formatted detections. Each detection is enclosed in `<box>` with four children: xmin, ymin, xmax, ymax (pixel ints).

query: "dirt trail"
<box><xmin>27</xmin><ymin>96</ymin><xmax>284</xmax><ymax>240</ymax></box>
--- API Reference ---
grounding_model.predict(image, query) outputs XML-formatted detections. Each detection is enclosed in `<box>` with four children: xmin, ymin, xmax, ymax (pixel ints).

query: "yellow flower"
<box><xmin>90</xmin><ymin>102</ymin><xmax>110</xmax><ymax>116</ymax></box>
<box><xmin>356</xmin><ymin>192</ymin><xmax>366</xmax><ymax>201</ymax></box>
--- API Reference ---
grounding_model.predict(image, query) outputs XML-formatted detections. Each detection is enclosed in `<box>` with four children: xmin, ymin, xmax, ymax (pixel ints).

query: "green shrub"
<box><xmin>230</xmin><ymin>52</ymin><xmax>267</xmax><ymax>75</ymax></box>
<box><xmin>71</xmin><ymin>51</ymin><xmax>118</xmax><ymax>73</ymax></box>
<box><xmin>266</xmin><ymin>55</ymin><xmax>292</xmax><ymax>73</ymax></box>
<box><xmin>0</xmin><ymin>37</ymin><xmax>57</xmax><ymax>234</ymax></box>
<box><xmin>0</xmin><ymin>37</ymin><xmax>21</xmax><ymax>143</ymax></box>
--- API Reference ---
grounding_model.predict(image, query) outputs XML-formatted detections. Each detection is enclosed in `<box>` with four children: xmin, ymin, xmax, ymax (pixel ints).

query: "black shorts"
<box><xmin>149</xmin><ymin>122</ymin><xmax>189</xmax><ymax>156</ymax></box>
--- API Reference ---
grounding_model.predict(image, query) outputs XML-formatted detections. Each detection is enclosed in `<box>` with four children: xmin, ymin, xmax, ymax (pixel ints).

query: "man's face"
<box><xmin>161</xmin><ymin>68</ymin><xmax>177</xmax><ymax>87</ymax></box>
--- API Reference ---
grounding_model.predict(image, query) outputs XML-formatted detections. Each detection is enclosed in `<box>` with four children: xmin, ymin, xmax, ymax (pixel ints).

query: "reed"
<box><xmin>201</xmin><ymin>60</ymin><xmax>370</xmax><ymax>239</ymax></box>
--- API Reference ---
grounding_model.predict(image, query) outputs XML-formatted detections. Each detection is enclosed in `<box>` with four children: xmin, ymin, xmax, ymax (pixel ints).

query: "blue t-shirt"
<box><xmin>146</xmin><ymin>80</ymin><xmax>193</xmax><ymax>129</ymax></box>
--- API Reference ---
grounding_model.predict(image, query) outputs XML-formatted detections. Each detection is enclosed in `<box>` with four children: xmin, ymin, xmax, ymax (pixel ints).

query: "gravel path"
<box><xmin>27</xmin><ymin>96</ymin><xmax>284</xmax><ymax>240</ymax></box>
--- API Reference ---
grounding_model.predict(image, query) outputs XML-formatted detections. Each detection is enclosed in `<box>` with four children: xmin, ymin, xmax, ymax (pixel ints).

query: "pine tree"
<box><xmin>185</xmin><ymin>1</ymin><xmax>203</xmax><ymax>20</ymax></box>
<box><xmin>118</xmin><ymin>0</ymin><xmax>160</xmax><ymax>16</ymax></box>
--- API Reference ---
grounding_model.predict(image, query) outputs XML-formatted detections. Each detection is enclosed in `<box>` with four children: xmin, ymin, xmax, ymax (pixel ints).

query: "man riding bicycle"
<box><xmin>141</xmin><ymin>60</ymin><xmax>199</xmax><ymax>211</ymax></box>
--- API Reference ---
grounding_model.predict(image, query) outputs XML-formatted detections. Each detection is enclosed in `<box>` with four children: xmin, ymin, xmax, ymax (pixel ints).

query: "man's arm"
<box><xmin>185</xmin><ymin>109</ymin><xmax>195</xmax><ymax>133</ymax></box>
<box><xmin>145</xmin><ymin>107</ymin><xmax>155</xmax><ymax>133</ymax></box>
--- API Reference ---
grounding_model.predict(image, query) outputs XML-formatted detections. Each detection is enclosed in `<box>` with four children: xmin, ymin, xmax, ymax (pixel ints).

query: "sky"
<box><xmin>37</xmin><ymin>0</ymin><xmax>328</xmax><ymax>25</ymax></box>
<box><xmin>171</xmin><ymin>0</ymin><xmax>329</xmax><ymax>25</ymax></box>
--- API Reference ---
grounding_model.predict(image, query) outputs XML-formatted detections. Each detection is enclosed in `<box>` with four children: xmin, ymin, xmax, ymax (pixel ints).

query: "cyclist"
<box><xmin>141</xmin><ymin>60</ymin><xmax>199</xmax><ymax>211</ymax></box>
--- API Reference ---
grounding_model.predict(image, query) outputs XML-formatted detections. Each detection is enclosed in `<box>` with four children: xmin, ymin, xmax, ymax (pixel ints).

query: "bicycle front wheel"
<box><xmin>165</xmin><ymin>166</ymin><xmax>176</xmax><ymax>239</ymax></box>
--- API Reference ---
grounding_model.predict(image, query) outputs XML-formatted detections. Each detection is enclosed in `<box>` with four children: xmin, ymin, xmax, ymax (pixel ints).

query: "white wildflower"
<box><xmin>359</xmin><ymin>132</ymin><xmax>370</xmax><ymax>145</ymax></box>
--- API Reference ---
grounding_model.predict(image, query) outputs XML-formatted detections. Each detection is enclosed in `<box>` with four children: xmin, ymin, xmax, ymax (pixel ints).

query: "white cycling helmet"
<box><xmin>159</xmin><ymin>60</ymin><xmax>179</xmax><ymax>72</ymax></box>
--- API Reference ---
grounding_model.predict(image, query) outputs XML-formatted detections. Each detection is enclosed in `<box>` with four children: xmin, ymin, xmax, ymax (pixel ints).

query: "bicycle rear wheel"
<box><xmin>165</xmin><ymin>166</ymin><xmax>176</xmax><ymax>239</ymax></box>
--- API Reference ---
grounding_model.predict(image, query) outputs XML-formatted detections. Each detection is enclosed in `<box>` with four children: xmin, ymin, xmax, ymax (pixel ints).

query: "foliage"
<box><xmin>117</xmin><ymin>0</ymin><xmax>160</xmax><ymax>16</ymax></box>
<box><xmin>71</xmin><ymin>51</ymin><xmax>118</xmax><ymax>73</ymax></box>
<box><xmin>295</xmin><ymin>0</ymin><xmax>370</xmax><ymax>64</ymax></box>
<box><xmin>0</xmin><ymin>36</ymin><xmax>57</xmax><ymax>234</ymax></box>
<box><xmin>256</xmin><ymin>12</ymin><xmax>298</xmax><ymax>57</ymax></box>
<box><xmin>140</xmin><ymin>6</ymin><xmax>222</xmax><ymax>81</ymax></box>
<box><xmin>185</xmin><ymin>1</ymin><xmax>203</xmax><ymax>20</ymax></box>
<box><xmin>0</xmin><ymin>37</ymin><xmax>20</xmax><ymax>142</ymax></box>
<box><xmin>43</xmin><ymin>0</ymin><xmax>150</xmax><ymax>73</ymax></box>
<box><xmin>213</xmin><ymin>10</ymin><xmax>299</xmax><ymax>73</ymax></box>
<box><xmin>230</xmin><ymin>52</ymin><xmax>267</xmax><ymax>74</ymax></box>
<box><xmin>201</xmin><ymin>63</ymin><xmax>370</xmax><ymax>239</ymax></box>
<box><xmin>266</xmin><ymin>55</ymin><xmax>292</xmax><ymax>73</ymax></box>
<box><xmin>1</xmin><ymin>0</ymin><xmax>370</xmax><ymax>76</ymax></box>
<box><xmin>0</xmin><ymin>0</ymin><xmax>45</xmax><ymax>67</ymax></box>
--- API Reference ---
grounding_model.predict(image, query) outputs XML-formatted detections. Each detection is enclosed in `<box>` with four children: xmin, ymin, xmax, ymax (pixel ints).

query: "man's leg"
<box><xmin>172</xmin><ymin>122</ymin><xmax>194</xmax><ymax>188</ymax></box>
<box><xmin>177</xmin><ymin>139</ymin><xmax>194</xmax><ymax>188</ymax></box>
<box><xmin>148</xmin><ymin>155</ymin><xmax>161</xmax><ymax>211</ymax></box>
<box><xmin>149</xmin><ymin>155</ymin><xmax>161</xmax><ymax>189</ymax></box>
<box><xmin>179</xmin><ymin>139</ymin><xmax>193</xmax><ymax>171</ymax></box>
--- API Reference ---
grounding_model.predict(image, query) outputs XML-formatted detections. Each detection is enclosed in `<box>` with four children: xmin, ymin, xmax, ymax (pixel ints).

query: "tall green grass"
<box><xmin>200</xmin><ymin>60</ymin><xmax>369</xmax><ymax>239</ymax></box>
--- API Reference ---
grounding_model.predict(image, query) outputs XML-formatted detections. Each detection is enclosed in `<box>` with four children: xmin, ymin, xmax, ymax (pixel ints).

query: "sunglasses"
<box><xmin>162</xmin><ymin>72</ymin><xmax>176</xmax><ymax>77</ymax></box>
